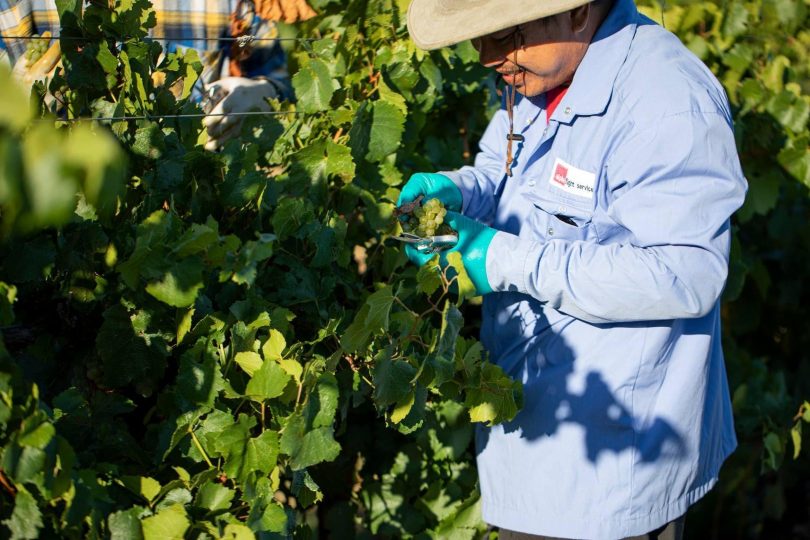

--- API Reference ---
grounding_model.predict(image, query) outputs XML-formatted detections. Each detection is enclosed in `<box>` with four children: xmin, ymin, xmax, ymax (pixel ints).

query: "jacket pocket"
<box><xmin>522</xmin><ymin>189</ymin><xmax>594</xmax><ymax>242</ymax></box>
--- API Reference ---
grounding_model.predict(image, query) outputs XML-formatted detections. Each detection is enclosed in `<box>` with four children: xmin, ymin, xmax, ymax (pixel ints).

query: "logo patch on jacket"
<box><xmin>549</xmin><ymin>158</ymin><xmax>595</xmax><ymax>199</ymax></box>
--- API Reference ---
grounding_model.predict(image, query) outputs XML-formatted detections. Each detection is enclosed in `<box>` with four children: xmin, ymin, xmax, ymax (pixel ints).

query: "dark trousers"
<box><xmin>497</xmin><ymin>514</ymin><xmax>685</xmax><ymax>540</ymax></box>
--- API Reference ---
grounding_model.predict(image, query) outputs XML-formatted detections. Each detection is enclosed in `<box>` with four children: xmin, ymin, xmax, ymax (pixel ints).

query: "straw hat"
<box><xmin>407</xmin><ymin>0</ymin><xmax>592</xmax><ymax>50</ymax></box>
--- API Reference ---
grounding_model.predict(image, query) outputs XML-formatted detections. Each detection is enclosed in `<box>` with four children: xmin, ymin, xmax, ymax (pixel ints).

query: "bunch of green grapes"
<box><xmin>411</xmin><ymin>198</ymin><xmax>448</xmax><ymax>237</ymax></box>
<box><xmin>23</xmin><ymin>35</ymin><xmax>49</xmax><ymax>67</ymax></box>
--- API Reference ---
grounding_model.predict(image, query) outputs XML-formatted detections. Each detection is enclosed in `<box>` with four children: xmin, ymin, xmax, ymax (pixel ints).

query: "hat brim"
<box><xmin>407</xmin><ymin>0</ymin><xmax>592</xmax><ymax>50</ymax></box>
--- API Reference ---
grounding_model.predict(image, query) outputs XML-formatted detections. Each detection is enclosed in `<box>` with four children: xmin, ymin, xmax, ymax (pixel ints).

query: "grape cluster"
<box><xmin>410</xmin><ymin>198</ymin><xmax>448</xmax><ymax>237</ymax></box>
<box><xmin>23</xmin><ymin>36</ymin><xmax>49</xmax><ymax>67</ymax></box>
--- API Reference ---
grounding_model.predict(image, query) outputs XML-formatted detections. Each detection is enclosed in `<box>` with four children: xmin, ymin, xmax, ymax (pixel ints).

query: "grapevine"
<box><xmin>0</xmin><ymin>0</ymin><xmax>808</xmax><ymax>537</ymax></box>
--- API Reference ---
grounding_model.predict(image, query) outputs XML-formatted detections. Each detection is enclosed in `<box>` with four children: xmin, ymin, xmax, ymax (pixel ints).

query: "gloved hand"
<box><xmin>405</xmin><ymin>211</ymin><xmax>497</xmax><ymax>296</ymax></box>
<box><xmin>202</xmin><ymin>77</ymin><xmax>277</xmax><ymax>151</ymax></box>
<box><xmin>397</xmin><ymin>173</ymin><xmax>463</xmax><ymax>212</ymax></box>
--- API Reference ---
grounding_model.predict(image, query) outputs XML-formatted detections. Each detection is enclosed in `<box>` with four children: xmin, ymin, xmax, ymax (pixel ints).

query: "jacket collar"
<box><xmin>550</xmin><ymin>0</ymin><xmax>639</xmax><ymax>123</ymax></box>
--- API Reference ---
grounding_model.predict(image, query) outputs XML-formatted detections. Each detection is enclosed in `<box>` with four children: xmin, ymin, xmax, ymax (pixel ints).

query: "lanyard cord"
<box><xmin>505</xmin><ymin>77</ymin><xmax>516</xmax><ymax>177</ymax></box>
<box><xmin>504</xmin><ymin>28</ymin><xmax>525</xmax><ymax>177</ymax></box>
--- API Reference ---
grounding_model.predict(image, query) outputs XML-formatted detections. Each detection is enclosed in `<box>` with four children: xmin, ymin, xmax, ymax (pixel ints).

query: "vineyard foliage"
<box><xmin>0</xmin><ymin>0</ymin><xmax>808</xmax><ymax>538</ymax></box>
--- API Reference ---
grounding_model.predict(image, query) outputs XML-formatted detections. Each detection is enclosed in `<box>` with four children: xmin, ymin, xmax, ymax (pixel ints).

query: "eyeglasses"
<box><xmin>471</xmin><ymin>25</ymin><xmax>524</xmax><ymax>53</ymax></box>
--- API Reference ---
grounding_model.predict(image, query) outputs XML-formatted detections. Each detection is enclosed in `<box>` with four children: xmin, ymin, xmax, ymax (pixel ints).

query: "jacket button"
<box><xmin>528</xmin><ymin>180</ymin><xmax>536</xmax><ymax>187</ymax></box>
<box><xmin>547</xmin><ymin>227</ymin><xmax>554</xmax><ymax>236</ymax></box>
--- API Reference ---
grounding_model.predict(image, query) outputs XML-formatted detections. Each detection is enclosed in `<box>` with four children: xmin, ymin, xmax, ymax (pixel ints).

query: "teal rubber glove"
<box><xmin>444</xmin><ymin>211</ymin><xmax>496</xmax><ymax>295</ymax></box>
<box><xmin>397</xmin><ymin>173</ymin><xmax>463</xmax><ymax>211</ymax></box>
<box><xmin>404</xmin><ymin>211</ymin><xmax>497</xmax><ymax>296</ymax></box>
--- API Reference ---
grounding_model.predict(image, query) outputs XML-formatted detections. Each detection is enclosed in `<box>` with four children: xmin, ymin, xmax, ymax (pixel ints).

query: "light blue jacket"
<box><xmin>443</xmin><ymin>0</ymin><xmax>747</xmax><ymax>537</ymax></box>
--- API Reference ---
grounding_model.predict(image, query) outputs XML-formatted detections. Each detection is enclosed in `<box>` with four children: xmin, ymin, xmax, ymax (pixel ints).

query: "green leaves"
<box><xmin>208</xmin><ymin>415</ymin><xmax>280</xmax><ymax>484</ymax></box>
<box><xmin>108</xmin><ymin>509</ymin><xmax>144</xmax><ymax>540</ymax></box>
<box><xmin>141</xmin><ymin>505</ymin><xmax>189</xmax><ymax>540</ymax></box>
<box><xmin>465</xmin><ymin>363</ymin><xmax>523</xmax><ymax>427</ymax></box>
<box><xmin>372</xmin><ymin>356</ymin><xmax>417</xmax><ymax>408</ymax></box>
<box><xmin>367</xmin><ymin>101</ymin><xmax>406</xmax><ymax>161</ymax></box>
<box><xmin>3</xmin><ymin>0</ymin><xmax>521</xmax><ymax>537</ymax></box>
<box><xmin>96</xmin><ymin>305</ymin><xmax>168</xmax><ymax>388</ymax></box>
<box><xmin>280</xmin><ymin>374</ymin><xmax>341</xmax><ymax>470</ymax></box>
<box><xmin>3</xmin><ymin>489</ymin><xmax>43</xmax><ymax>540</ymax></box>
<box><xmin>341</xmin><ymin>286</ymin><xmax>396</xmax><ymax>352</ymax></box>
<box><xmin>0</xmin><ymin>112</ymin><xmax>126</xmax><ymax>235</ymax></box>
<box><xmin>364</xmin><ymin>285</ymin><xmax>395</xmax><ymax>331</ymax></box>
<box><xmin>245</xmin><ymin>360</ymin><xmax>291</xmax><ymax>402</ymax></box>
<box><xmin>292</xmin><ymin>58</ymin><xmax>340</xmax><ymax>113</ymax></box>
<box><xmin>349</xmin><ymin>100</ymin><xmax>406</xmax><ymax>162</ymax></box>
<box><xmin>145</xmin><ymin>258</ymin><xmax>204</xmax><ymax>308</ymax></box>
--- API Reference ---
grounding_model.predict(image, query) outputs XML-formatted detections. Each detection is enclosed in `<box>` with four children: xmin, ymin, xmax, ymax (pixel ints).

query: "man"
<box><xmin>0</xmin><ymin>0</ymin><xmax>313</xmax><ymax>150</ymax></box>
<box><xmin>399</xmin><ymin>0</ymin><xmax>747</xmax><ymax>538</ymax></box>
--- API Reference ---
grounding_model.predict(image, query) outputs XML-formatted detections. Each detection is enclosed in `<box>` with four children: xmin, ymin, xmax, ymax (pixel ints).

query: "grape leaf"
<box><xmin>465</xmin><ymin>363</ymin><xmax>522</xmax><ymax>426</ymax></box>
<box><xmin>292</xmin><ymin>58</ymin><xmax>339</xmax><ymax>113</ymax></box>
<box><xmin>108</xmin><ymin>508</ymin><xmax>144</xmax><ymax>540</ymax></box>
<box><xmin>211</xmin><ymin>416</ymin><xmax>275</xmax><ymax>483</ymax></box>
<box><xmin>2</xmin><ymin>489</ymin><xmax>43</xmax><ymax>540</ymax></box>
<box><xmin>271</xmin><ymin>198</ymin><xmax>315</xmax><ymax>241</ymax></box>
<box><xmin>245</xmin><ymin>360</ymin><xmax>291</xmax><ymax>402</ymax></box>
<box><xmin>372</xmin><ymin>355</ymin><xmax>416</xmax><ymax>407</ymax></box>
<box><xmin>222</xmin><ymin>524</ymin><xmax>255</xmax><ymax>540</ymax></box>
<box><xmin>235</xmin><ymin>351</ymin><xmax>263</xmax><ymax>376</ymax></box>
<box><xmin>247</xmin><ymin>501</ymin><xmax>287</xmax><ymax>533</ymax></box>
<box><xmin>280</xmin><ymin>374</ymin><xmax>341</xmax><ymax>470</ymax></box>
<box><xmin>120</xmin><ymin>476</ymin><xmax>161</xmax><ymax>503</ymax></box>
<box><xmin>145</xmin><ymin>257</ymin><xmax>205</xmax><ymax>308</ymax></box>
<box><xmin>195</xmin><ymin>482</ymin><xmax>235</xmax><ymax>512</ymax></box>
<box><xmin>96</xmin><ymin>305</ymin><xmax>168</xmax><ymax>388</ymax></box>
<box><xmin>262</xmin><ymin>329</ymin><xmax>287</xmax><ymax>361</ymax></box>
<box><xmin>341</xmin><ymin>304</ymin><xmax>373</xmax><ymax>352</ymax></box>
<box><xmin>141</xmin><ymin>505</ymin><xmax>189</xmax><ymax>540</ymax></box>
<box><xmin>445</xmin><ymin>252</ymin><xmax>476</xmax><ymax>300</ymax></box>
<box><xmin>176</xmin><ymin>344</ymin><xmax>225</xmax><ymax>407</ymax></box>
<box><xmin>364</xmin><ymin>285</ymin><xmax>395</xmax><ymax>332</ymax></box>
<box><xmin>17</xmin><ymin>419</ymin><xmax>55</xmax><ymax>449</ymax></box>
<box><xmin>367</xmin><ymin>100</ymin><xmax>405</xmax><ymax>161</ymax></box>
<box><xmin>436</xmin><ymin>302</ymin><xmax>463</xmax><ymax>364</ymax></box>
<box><xmin>417</xmin><ymin>261</ymin><xmax>442</xmax><ymax>295</ymax></box>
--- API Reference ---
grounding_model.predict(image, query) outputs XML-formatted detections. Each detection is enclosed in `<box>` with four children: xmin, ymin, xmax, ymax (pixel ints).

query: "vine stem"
<box><xmin>0</xmin><ymin>469</ymin><xmax>16</xmax><ymax>496</ymax></box>
<box><xmin>189</xmin><ymin>428</ymin><xmax>215</xmax><ymax>469</ymax></box>
<box><xmin>393</xmin><ymin>296</ymin><xmax>418</xmax><ymax>318</ymax></box>
<box><xmin>219</xmin><ymin>341</ymin><xmax>231</xmax><ymax>376</ymax></box>
<box><xmin>793</xmin><ymin>402</ymin><xmax>808</xmax><ymax>422</ymax></box>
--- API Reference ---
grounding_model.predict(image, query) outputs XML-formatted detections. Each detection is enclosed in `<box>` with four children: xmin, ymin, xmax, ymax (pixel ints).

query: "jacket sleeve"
<box><xmin>0</xmin><ymin>0</ymin><xmax>34</xmax><ymax>65</ymax></box>
<box><xmin>440</xmin><ymin>107</ymin><xmax>509</xmax><ymax>225</ymax></box>
<box><xmin>485</xmin><ymin>110</ymin><xmax>748</xmax><ymax>324</ymax></box>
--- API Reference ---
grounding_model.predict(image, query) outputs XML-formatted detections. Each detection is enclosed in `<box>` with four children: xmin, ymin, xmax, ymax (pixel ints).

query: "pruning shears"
<box><xmin>201</xmin><ymin>83</ymin><xmax>228</xmax><ymax>114</ymax></box>
<box><xmin>390</xmin><ymin>231</ymin><xmax>458</xmax><ymax>254</ymax></box>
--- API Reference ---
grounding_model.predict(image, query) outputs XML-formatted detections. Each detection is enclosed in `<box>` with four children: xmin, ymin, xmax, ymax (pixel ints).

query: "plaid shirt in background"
<box><xmin>0</xmin><ymin>0</ymin><xmax>290</xmax><ymax>98</ymax></box>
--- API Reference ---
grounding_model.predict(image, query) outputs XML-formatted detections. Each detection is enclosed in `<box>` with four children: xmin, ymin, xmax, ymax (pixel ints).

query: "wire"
<box><xmin>46</xmin><ymin>110</ymin><xmax>307</xmax><ymax>123</ymax></box>
<box><xmin>0</xmin><ymin>33</ymin><xmax>317</xmax><ymax>43</ymax></box>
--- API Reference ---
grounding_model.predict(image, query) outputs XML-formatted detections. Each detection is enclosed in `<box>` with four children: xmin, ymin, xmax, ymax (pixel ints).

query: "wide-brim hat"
<box><xmin>407</xmin><ymin>0</ymin><xmax>592</xmax><ymax>50</ymax></box>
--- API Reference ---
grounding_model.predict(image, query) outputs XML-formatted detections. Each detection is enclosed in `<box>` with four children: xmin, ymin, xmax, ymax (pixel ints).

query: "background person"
<box><xmin>399</xmin><ymin>0</ymin><xmax>747</xmax><ymax>538</ymax></box>
<box><xmin>0</xmin><ymin>0</ymin><xmax>314</xmax><ymax>149</ymax></box>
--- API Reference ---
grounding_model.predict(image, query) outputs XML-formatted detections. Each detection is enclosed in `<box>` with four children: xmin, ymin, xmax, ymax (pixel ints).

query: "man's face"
<box><xmin>472</xmin><ymin>7</ymin><xmax>592</xmax><ymax>97</ymax></box>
